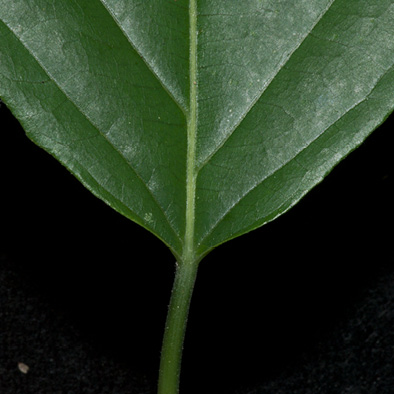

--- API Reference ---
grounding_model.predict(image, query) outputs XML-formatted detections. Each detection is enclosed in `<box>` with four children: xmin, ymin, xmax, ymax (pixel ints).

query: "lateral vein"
<box><xmin>196</xmin><ymin>0</ymin><xmax>337</xmax><ymax>171</ymax></box>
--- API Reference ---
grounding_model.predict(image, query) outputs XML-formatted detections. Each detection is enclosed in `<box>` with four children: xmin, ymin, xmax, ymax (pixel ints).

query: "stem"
<box><xmin>158</xmin><ymin>1</ymin><xmax>199</xmax><ymax>393</ymax></box>
<box><xmin>158</xmin><ymin>260</ymin><xmax>199</xmax><ymax>394</ymax></box>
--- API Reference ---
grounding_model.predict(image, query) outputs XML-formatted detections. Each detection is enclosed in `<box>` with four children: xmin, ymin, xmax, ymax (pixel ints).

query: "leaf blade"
<box><xmin>1</xmin><ymin>0</ymin><xmax>394</xmax><ymax>261</ymax></box>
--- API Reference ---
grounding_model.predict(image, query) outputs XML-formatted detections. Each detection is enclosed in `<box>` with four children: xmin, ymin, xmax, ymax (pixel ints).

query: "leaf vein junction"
<box><xmin>98</xmin><ymin>0</ymin><xmax>188</xmax><ymax>116</ymax></box>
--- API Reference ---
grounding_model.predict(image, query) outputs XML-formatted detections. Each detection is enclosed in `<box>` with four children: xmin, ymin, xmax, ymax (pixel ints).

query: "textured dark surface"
<box><xmin>248</xmin><ymin>269</ymin><xmax>394</xmax><ymax>394</ymax></box>
<box><xmin>0</xmin><ymin>255</ymin><xmax>154</xmax><ymax>394</ymax></box>
<box><xmin>1</xmin><ymin>102</ymin><xmax>394</xmax><ymax>393</ymax></box>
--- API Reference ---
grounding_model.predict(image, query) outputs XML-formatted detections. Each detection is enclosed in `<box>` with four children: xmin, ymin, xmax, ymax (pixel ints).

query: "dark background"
<box><xmin>1</xmin><ymin>99</ymin><xmax>393</xmax><ymax>393</ymax></box>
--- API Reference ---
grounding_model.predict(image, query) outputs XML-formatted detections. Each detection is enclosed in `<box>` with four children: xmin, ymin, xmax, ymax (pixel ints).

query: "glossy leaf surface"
<box><xmin>1</xmin><ymin>0</ymin><xmax>394</xmax><ymax>262</ymax></box>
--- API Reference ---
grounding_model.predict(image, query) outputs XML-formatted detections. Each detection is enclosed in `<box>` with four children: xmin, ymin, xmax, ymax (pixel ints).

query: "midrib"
<box><xmin>183</xmin><ymin>0</ymin><xmax>198</xmax><ymax>264</ymax></box>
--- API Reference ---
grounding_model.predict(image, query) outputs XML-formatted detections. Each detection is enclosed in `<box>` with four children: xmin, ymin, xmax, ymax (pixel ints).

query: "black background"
<box><xmin>1</xmin><ymin>99</ymin><xmax>394</xmax><ymax>393</ymax></box>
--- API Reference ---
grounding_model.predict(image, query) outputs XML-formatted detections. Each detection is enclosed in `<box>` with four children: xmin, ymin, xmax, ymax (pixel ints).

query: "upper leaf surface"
<box><xmin>1</xmin><ymin>0</ymin><xmax>394</xmax><ymax>261</ymax></box>
<box><xmin>195</xmin><ymin>0</ymin><xmax>335</xmax><ymax>166</ymax></box>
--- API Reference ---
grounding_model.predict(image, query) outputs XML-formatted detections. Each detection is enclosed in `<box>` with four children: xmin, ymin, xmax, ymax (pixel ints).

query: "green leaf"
<box><xmin>1</xmin><ymin>0</ymin><xmax>394</xmax><ymax>264</ymax></box>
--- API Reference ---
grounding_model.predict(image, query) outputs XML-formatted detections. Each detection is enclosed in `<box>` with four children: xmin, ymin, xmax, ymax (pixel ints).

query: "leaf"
<box><xmin>1</xmin><ymin>0</ymin><xmax>394</xmax><ymax>264</ymax></box>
